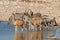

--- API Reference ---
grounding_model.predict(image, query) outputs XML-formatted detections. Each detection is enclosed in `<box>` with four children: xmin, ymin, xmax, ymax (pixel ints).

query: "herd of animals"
<box><xmin>8</xmin><ymin>9</ymin><xmax>60</xmax><ymax>32</ymax></box>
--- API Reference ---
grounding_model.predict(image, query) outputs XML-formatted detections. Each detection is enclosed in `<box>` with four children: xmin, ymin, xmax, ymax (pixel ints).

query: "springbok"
<box><xmin>8</xmin><ymin>13</ymin><xmax>26</xmax><ymax>32</ymax></box>
<box><xmin>30</xmin><ymin>13</ymin><xmax>43</xmax><ymax>31</ymax></box>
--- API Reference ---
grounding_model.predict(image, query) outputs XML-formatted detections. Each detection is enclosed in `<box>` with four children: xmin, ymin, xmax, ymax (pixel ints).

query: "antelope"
<box><xmin>8</xmin><ymin>13</ymin><xmax>26</xmax><ymax>32</ymax></box>
<box><xmin>30</xmin><ymin>13</ymin><xmax>43</xmax><ymax>31</ymax></box>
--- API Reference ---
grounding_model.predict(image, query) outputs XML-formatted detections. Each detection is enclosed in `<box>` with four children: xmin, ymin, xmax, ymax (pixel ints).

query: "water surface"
<box><xmin>0</xmin><ymin>22</ymin><xmax>60</xmax><ymax>40</ymax></box>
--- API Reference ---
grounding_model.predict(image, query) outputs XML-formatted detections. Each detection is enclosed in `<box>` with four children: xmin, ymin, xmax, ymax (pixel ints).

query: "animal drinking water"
<box><xmin>8</xmin><ymin>9</ymin><xmax>43</xmax><ymax>31</ymax></box>
<box><xmin>29</xmin><ymin>13</ymin><xmax>43</xmax><ymax>31</ymax></box>
<box><xmin>8</xmin><ymin>9</ymin><xmax>34</xmax><ymax>32</ymax></box>
<box><xmin>8</xmin><ymin>13</ymin><xmax>26</xmax><ymax>32</ymax></box>
<box><xmin>31</xmin><ymin>17</ymin><xmax>43</xmax><ymax>30</ymax></box>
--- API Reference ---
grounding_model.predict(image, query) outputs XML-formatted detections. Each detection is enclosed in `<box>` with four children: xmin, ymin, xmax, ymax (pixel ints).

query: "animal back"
<box><xmin>14</xmin><ymin>20</ymin><xmax>24</xmax><ymax>26</ymax></box>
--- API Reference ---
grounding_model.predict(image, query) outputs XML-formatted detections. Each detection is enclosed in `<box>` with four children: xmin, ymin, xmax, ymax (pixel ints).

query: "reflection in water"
<box><xmin>14</xmin><ymin>32</ymin><xmax>26</xmax><ymax>40</ymax></box>
<box><xmin>14</xmin><ymin>32</ymin><xmax>24</xmax><ymax>40</ymax></box>
<box><xmin>0</xmin><ymin>22</ymin><xmax>60</xmax><ymax>40</ymax></box>
<box><xmin>14</xmin><ymin>30</ymin><xmax>60</xmax><ymax>40</ymax></box>
<box><xmin>27</xmin><ymin>31</ymin><xmax>43</xmax><ymax>40</ymax></box>
<box><xmin>14</xmin><ymin>31</ymin><xmax>43</xmax><ymax>40</ymax></box>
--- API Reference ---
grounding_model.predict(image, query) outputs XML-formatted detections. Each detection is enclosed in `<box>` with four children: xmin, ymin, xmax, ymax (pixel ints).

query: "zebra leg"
<box><xmin>29</xmin><ymin>25</ymin><xmax>31</xmax><ymax>31</ymax></box>
<box><xmin>29</xmin><ymin>24</ymin><xmax>35</xmax><ymax>31</ymax></box>
<box><xmin>32</xmin><ymin>26</ymin><xmax>35</xmax><ymax>31</ymax></box>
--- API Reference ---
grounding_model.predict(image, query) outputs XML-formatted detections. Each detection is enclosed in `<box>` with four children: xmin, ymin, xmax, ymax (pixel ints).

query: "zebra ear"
<box><xmin>31</xmin><ymin>12</ymin><xmax>33</xmax><ymax>16</ymax></box>
<box><xmin>24</xmin><ymin>13</ymin><xmax>26</xmax><ymax>15</ymax></box>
